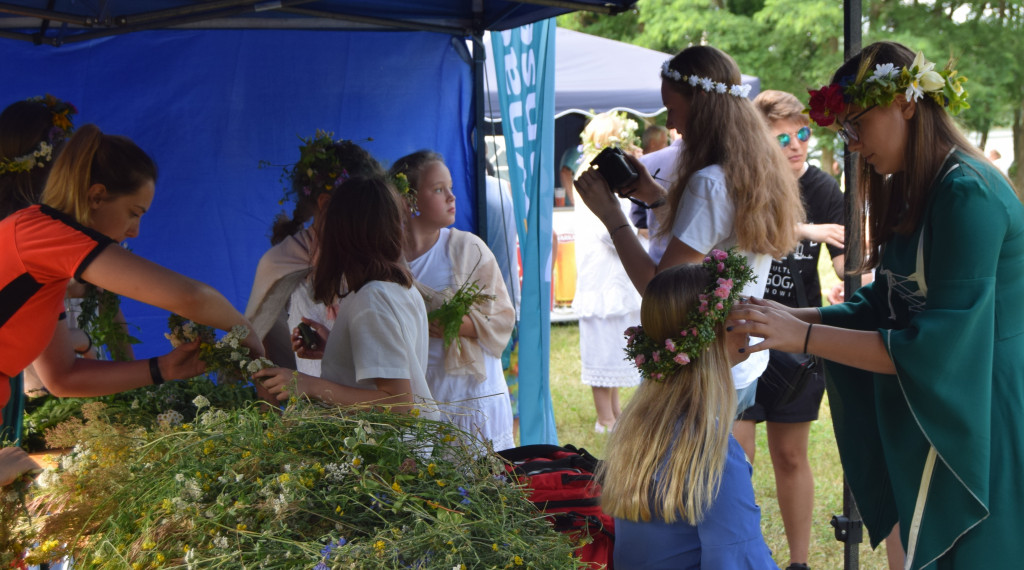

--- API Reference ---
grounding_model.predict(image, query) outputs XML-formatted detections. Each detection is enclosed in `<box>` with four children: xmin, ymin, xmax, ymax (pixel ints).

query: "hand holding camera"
<box><xmin>292</xmin><ymin>318</ymin><xmax>327</xmax><ymax>359</ymax></box>
<box><xmin>590</xmin><ymin>146</ymin><xmax>640</xmax><ymax>193</ymax></box>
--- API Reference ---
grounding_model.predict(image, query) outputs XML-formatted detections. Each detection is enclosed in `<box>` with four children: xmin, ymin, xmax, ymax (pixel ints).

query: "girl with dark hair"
<box><xmin>0</xmin><ymin>95</ymin><xmax>76</xmax><ymax>219</ymax></box>
<box><xmin>0</xmin><ymin>124</ymin><xmax>263</xmax><ymax>443</ymax></box>
<box><xmin>733</xmin><ymin>41</ymin><xmax>1021</xmax><ymax>569</ymax></box>
<box><xmin>391</xmin><ymin>150</ymin><xmax>515</xmax><ymax>451</ymax></box>
<box><xmin>254</xmin><ymin>176</ymin><xmax>437</xmax><ymax>419</ymax></box>
<box><xmin>245</xmin><ymin>132</ymin><xmax>383</xmax><ymax>373</ymax></box>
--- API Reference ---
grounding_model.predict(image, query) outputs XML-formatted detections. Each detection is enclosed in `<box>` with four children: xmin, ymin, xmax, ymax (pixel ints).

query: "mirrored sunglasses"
<box><xmin>777</xmin><ymin>126</ymin><xmax>811</xmax><ymax>148</ymax></box>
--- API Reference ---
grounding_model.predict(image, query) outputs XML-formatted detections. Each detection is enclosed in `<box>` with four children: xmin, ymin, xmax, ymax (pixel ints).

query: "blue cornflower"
<box><xmin>458</xmin><ymin>486</ymin><xmax>470</xmax><ymax>505</ymax></box>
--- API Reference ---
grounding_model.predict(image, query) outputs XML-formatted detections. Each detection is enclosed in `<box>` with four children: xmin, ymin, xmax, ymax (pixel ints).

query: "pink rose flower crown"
<box><xmin>624</xmin><ymin>248</ymin><xmax>755</xmax><ymax>381</ymax></box>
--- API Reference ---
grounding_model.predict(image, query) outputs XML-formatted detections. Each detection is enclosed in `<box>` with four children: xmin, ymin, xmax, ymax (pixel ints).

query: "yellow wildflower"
<box><xmin>427</xmin><ymin>463</ymin><xmax>436</xmax><ymax>476</ymax></box>
<box><xmin>436</xmin><ymin>479</ymin><xmax>447</xmax><ymax>487</ymax></box>
<box><xmin>374</xmin><ymin>540</ymin><xmax>386</xmax><ymax>553</ymax></box>
<box><xmin>237</xmin><ymin>523</ymin><xmax>247</xmax><ymax>531</ymax></box>
<box><xmin>513</xmin><ymin>555</ymin><xmax>523</xmax><ymax>566</ymax></box>
<box><xmin>492</xmin><ymin>543</ymin><xmax>499</xmax><ymax>551</ymax></box>
<box><xmin>156</xmin><ymin>553</ymin><xmax>166</xmax><ymax>563</ymax></box>
<box><xmin>392</xmin><ymin>481</ymin><xmax>403</xmax><ymax>493</ymax></box>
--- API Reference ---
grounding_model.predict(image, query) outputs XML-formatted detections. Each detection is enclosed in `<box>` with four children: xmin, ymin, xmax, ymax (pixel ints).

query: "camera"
<box><xmin>590</xmin><ymin>146</ymin><xmax>639</xmax><ymax>191</ymax></box>
<box><xmin>296</xmin><ymin>322</ymin><xmax>320</xmax><ymax>351</ymax></box>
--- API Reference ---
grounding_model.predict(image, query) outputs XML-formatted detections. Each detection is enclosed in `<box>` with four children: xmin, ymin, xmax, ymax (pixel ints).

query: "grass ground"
<box><xmin>543</xmin><ymin>246</ymin><xmax>893</xmax><ymax>569</ymax></box>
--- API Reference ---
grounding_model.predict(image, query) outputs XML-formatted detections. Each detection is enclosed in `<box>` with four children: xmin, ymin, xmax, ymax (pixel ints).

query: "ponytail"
<box><xmin>41</xmin><ymin>124</ymin><xmax>157</xmax><ymax>225</ymax></box>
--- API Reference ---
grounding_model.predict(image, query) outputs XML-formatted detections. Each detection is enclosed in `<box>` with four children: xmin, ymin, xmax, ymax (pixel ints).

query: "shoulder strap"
<box><xmin>783</xmin><ymin>255</ymin><xmax>810</xmax><ymax>307</ymax></box>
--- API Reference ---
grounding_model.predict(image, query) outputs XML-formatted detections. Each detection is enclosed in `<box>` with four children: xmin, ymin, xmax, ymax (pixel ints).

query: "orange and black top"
<box><xmin>0</xmin><ymin>204</ymin><xmax>113</xmax><ymax>407</ymax></box>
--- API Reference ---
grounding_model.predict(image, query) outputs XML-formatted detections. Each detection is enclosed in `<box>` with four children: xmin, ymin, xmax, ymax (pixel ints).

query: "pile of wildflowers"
<box><xmin>21</xmin><ymin>400</ymin><xmax>582</xmax><ymax>569</ymax></box>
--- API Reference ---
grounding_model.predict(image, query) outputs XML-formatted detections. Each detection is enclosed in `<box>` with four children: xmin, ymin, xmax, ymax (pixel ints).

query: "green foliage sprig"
<box><xmin>429</xmin><ymin>280</ymin><xmax>496</xmax><ymax>351</ymax></box>
<box><xmin>76</xmin><ymin>284</ymin><xmax>139</xmax><ymax>362</ymax></box>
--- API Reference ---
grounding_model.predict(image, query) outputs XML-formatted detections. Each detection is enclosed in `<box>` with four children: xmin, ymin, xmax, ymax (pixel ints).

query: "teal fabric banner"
<box><xmin>490</xmin><ymin>21</ymin><xmax>558</xmax><ymax>445</ymax></box>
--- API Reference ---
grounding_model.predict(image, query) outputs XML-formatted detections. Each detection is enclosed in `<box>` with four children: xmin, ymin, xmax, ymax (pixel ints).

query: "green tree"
<box><xmin>865</xmin><ymin>0</ymin><xmax>1024</xmax><ymax>188</ymax></box>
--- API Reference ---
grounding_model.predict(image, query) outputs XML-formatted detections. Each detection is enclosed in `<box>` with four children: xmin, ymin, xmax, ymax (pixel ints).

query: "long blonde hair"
<box><xmin>833</xmin><ymin>42</ymin><xmax>1016</xmax><ymax>271</ymax></box>
<box><xmin>658</xmin><ymin>45</ymin><xmax>804</xmax><ymax>259</ymax></box>
<box><xmin>41</xmin><ymin>124</ymin><xmax>157</xmax><ymax>226</ymax></box>
<box><xmin>598</xmin><ymin>264</ymin><xmax>736</xmax><ymax>523</ymax></box>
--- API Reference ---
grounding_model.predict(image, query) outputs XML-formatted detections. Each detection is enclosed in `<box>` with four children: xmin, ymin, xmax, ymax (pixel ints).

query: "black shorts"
<box><xmin>739</xmin><ymin>352</ymin><xmax>825</xmax><ymax>424</ymax></box>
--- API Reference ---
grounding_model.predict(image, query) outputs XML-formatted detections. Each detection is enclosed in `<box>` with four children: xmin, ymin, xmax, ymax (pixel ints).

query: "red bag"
<box><xmin>499</xmin><ymin>444</ymin><xmax>614</xmax><ymax>569</ymax></box>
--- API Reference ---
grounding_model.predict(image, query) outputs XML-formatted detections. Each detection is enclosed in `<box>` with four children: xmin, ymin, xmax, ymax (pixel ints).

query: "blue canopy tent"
<box><xmin>0</xmin><ymin>0</ymin><xmax>636</xmax><ymax>445</ymax></box>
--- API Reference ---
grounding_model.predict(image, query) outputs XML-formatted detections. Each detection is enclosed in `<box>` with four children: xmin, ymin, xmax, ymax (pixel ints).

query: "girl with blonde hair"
<box><xmin>392</xmin><ymin>150</ymin><xmax>515</xmax><ymax>451</ymax></box>
<box><xmin>0</xmin><ymin>124</ymin><xmax>264</xmax><ymax>442</ymax></box>
<box><xmin>600</xmin><ymin>250</ymin><xmax>776</xmax><ymax>568</ymax></box>
<box><xmin>575</xmin><ymin>45</ymin><xmax>804</xmax><ymax>415</ymax></box>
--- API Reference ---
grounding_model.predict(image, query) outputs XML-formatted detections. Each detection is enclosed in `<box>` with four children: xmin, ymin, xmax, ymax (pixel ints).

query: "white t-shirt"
<box><xmin>319</xmin><ymin>280</ymin><xmax>438</xmax><ymax>421</ymax></box>
<box><xmin>639</xmin><ymin>138</ymin><xmax>684</xmax><ymax>264</ymax></box>
<box><xmin>671</xmin><ymin>164</ymin><xmax>771</xmax><ymax>390</ymax></box>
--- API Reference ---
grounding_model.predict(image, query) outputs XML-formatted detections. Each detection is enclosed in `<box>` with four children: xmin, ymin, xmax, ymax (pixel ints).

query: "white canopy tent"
<box><xmin>484</xmin><ymin>27</ymin><xmax>760</xmax><ymax>120</ymax></box>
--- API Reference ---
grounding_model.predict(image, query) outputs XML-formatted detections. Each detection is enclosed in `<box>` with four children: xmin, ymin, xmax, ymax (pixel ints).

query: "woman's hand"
<box><xmin>728</xmin><ymin>298</ymin><xmax>813</xmax><ymax>354</ymax></box>
<box><xmin>253</xmin><ymin>367</ymin><xmax>306</xmax><ymax>402</ymax></box>
<box><xmin>159</xmin><ymin>340</ymin><xmax>205</xmax><ymax>380</ymax></box>
<box><xmin>798</xmin><ymin>223</ymin><xmax>845</xmax><ymax>249</ymax></box>
<box><xmin>574</xmin><ymin>167</ymin><xmax>625</xmax><ymax>225</ymax></box>
<box><xmin>291</xmin><ymin>318</ymin><xmax>328</xmax><ymax>360</ymax></box>
<box><xmin>0</xmin><ymin>447</ymin><xmax>41</xmax><ymax>487</ymax></box>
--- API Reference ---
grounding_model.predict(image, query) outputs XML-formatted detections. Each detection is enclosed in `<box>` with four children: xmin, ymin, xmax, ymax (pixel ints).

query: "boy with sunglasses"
<box><xmin>733</xmin><ymin>89</ymin><xmax>845</xmax><ymax>570</ymax></box>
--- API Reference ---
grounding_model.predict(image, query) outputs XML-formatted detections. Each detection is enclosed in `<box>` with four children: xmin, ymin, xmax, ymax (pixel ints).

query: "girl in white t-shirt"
<box><xmin>390</xmin><ymin>151</ymin><xmax>516</xmax><ymax>451</ymax></box>
<box><xmin>574</xmin><ymin>45</ymin><xmax>805</xmax><ymax>416</ymax></box>
<box><xmin>256</xmin><ymin>176</ymin><xmax>437</xmax><ymax>420</ymax></box>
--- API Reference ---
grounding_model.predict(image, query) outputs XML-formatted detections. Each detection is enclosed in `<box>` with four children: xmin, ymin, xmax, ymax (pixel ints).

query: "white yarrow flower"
<box><xmin>192</xmin><ymin>395</ymin><xmax>210</xmax><ymax>410</ymax></box>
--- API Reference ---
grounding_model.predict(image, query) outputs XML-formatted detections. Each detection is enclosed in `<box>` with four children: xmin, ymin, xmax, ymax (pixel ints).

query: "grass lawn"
<box><xmin>546</xmin><ymin>321</ymin><xmax>893</xmax><ymax>570</ymax></box>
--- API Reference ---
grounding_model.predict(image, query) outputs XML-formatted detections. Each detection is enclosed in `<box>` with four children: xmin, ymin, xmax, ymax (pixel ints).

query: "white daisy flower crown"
<box><xmin>661</xmin><ymin>60</ymin><xmax>752</xmax><ymax>98</ymax></box>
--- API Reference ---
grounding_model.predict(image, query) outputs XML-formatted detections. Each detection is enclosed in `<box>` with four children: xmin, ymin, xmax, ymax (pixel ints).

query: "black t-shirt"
<box><xmin>763</xmin><ymin>166</ymin><xmax>844</xmax><ymax>308</ymax></box>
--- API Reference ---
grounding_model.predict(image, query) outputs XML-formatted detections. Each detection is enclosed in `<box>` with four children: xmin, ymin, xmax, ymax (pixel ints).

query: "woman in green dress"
<box><xmin>731</xmin><ymin>41</ymin><xmax>1023</xmax><ymax>569</ymax></box>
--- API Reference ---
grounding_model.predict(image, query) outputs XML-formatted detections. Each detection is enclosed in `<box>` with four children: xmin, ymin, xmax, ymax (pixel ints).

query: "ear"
<box><xmin>895</xmin><ymin>94</ymin><xmax>917</xmax><ymax>120</ymax></box>
<box><xmin>86</xmin><ymin>184</ymin><xmax>107</xmax><ymax>208</ymax></box>
<box><xmin>316</xmin><ymin>192</ymin><xmax>331</xmax><ymax>212</ymax></box>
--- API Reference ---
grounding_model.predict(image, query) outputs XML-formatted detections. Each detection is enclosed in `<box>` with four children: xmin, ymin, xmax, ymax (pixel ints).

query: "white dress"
<box><xmin>572</xmin><ymin>164</ymin><xmax>642</xmax><ymax>389</ymax></box>
<box><xmin>408</xmin><ymin>229</ymin><xmax>516</xmax><ymax>451</ymax></box>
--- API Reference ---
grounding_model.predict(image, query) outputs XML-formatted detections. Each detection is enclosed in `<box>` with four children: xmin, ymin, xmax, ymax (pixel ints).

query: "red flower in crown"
<box><xmin>807</xmin><ymin>84</ymin><xmax>847</xmax><ymax>127</ymax></box>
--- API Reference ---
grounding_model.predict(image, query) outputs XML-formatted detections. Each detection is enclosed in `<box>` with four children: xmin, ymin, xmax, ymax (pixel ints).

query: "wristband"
<box><xmin>803</xmin><ymin>323</ymin><xmax>813</xmax><ymax>354</ymax></box>
<box><xmin>609</xmin><ymin>223</ymin><xmax>631</xmax><ymax>239</ymax></box>
<box><xmin>149</xmin><ymin>356</ymin><xmax>165</xmax><ymax>385</ymax></box>
<box><xmin>75</xmin><ymin>333</ymin><xmax>93</xmax><ymax>355</ymax></box>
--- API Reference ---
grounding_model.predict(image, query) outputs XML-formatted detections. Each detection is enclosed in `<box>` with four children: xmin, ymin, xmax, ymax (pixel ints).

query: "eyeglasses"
<box><xmin>836</xmin><ymin>105</ymin><xmax>877</xmax><ymax>144</ymax></box>
<box><xmin>777</xmin><ymin>126</ymin><xmax>811</xmax><ymax>148</ymax></box>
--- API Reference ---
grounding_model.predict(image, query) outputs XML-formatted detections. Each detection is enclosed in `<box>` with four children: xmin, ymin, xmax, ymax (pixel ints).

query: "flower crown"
<box><xmin>265</xmin><ymin>130</ymin><xmax>352</xmax><ymax>206</ymax></box>
<box><xmin>624</xmin><ymin>248</ymin><xmax>755</xmax><ymax>380</ymax></box>
<box><xmin>807</xmin><ymin>51</ymin><xmax>968</xmax><ymax>127</ymax></box>
<box><xmin>391</xmin><ymin>171</ymin><xmax>419</xmax><ymax>214</ymax></box>
<box><xmin>661</xmin><ymin>60</ymin><xmax>752</xmax><ymax>98</ymax></box>
<box><xmin>0</xmin><ymin>94</ymin><xmax>77</xmax><ymax>176</ymax></box>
